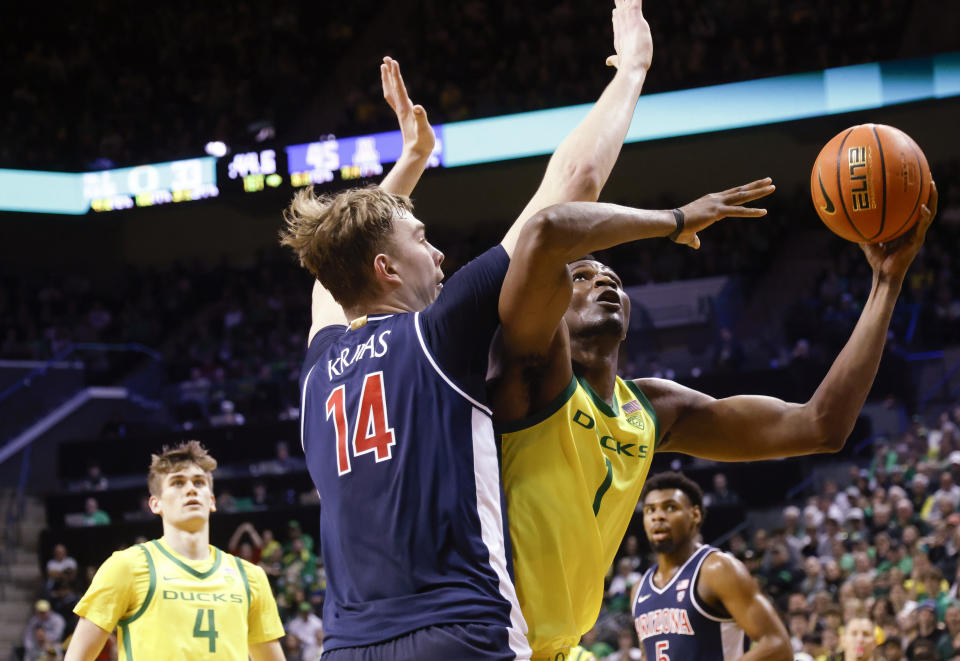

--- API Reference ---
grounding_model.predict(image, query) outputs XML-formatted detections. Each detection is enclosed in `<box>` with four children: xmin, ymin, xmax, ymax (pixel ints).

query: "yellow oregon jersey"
<box><xmin>500</xmin><ymin>375</ymin><xmax>658</xmax><ymax>659</ymax></box>
<box><xmin>75</xmin><ymin>538</ymin><xmax>284</xmax><ymax>660</ymax></box>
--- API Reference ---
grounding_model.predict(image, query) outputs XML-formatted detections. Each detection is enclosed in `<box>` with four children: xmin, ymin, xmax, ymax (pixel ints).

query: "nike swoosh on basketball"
<box><xmin>817</xmin><ymin>166</ymin><xmax>836</xmax><ymax>214</ymax></box>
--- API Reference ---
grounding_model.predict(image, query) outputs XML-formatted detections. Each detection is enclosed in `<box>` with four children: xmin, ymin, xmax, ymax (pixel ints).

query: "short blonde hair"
<box><xmin>279</xmin><ymin>185</ymin><xmax>413</xmax><ymax>306</ymax></box>
<box><xmin>147</xmin><ymin>440</ymin><xmax>217</xmax><ymax>496</ymax></box>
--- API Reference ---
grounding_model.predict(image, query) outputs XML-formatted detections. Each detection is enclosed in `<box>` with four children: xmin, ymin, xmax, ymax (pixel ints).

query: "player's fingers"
<box><xmin>606</xmin><ymin>55</ymin><xmax>619</xmax><ymax>68</ymax></box>
<box><xmin>722</xmin><ymin>177</ymin><xmax>772</xmax><ymax>195</ymax></box>
<box><xmin>726</xmin><ymin>185</ymin><xmax>775</xmax><ymax>206</ymax></box>
<box><xmin>722</xmin><ymin>206</ymin><xmax>768</xmax><ymax>218</ymax></box>
<box><xmin>689</xmin><ymin>234</ymin><xmax>701</xmax><ymax>250</ymax></box>
<box><xmin>927</xmin><ymin>180</ymin><xmax>938</xmax><ymax>216</ymax></box>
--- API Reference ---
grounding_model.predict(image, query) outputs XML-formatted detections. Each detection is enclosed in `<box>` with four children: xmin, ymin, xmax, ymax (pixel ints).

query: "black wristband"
<box><xmin>668</xmin><ymin>208</ymin><xmax>685</xmax><ymax>242</ymax></box>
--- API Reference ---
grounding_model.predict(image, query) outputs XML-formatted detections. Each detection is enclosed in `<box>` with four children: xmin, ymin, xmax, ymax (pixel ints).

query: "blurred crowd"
<box><xmin>2</xmin><ymin>170</ymin><xmax>958</xmax><ymax>432</ymax></box>
<box><xmin>2</xmin><ymin>0</ymin><xmax>940</xmax><ymax>171</ymax></box>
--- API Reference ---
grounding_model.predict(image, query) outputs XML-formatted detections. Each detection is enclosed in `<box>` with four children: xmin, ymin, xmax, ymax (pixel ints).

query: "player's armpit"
<box><xmin>64</xmin><ymin>617</ymin><xmax>112</xmax><ymax>661</ymax></box>
<box><xmin>637</xmin><ymin>378</ymin><xmax>833</xmax><ymax>461</ymax></box>
<box><xmin>698</xmin><ymin>554</ymin><xmax>792</xmax><ymax>661</ymax></box>
<box><xmin>249</xmin><ymin>639</ymin><xmax>286</xmax><ymax>661</ymax></box>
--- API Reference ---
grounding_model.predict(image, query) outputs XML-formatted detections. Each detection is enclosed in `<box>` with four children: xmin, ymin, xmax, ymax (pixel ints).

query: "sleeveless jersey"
<box><xmin>300</xmin><ymin>247</ymin><xmax>530</xmax><ymax>655</ymax></box>
<box><xmin>633</xmin><ymin>545</ymin><xmax>746</xmax><ymax>661</ymax></box>
<box><xmin>499</xmin><ymin>375</ymin><xmax>658</xmax><ymax>657</ymax></box>
<box><xmin>74</xmin><ymin>539</ymin><xmax>283</xmax><ymax>661</ymax></box>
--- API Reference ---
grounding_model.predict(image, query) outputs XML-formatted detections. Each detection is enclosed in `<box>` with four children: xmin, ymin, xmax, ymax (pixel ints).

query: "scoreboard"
<box><xmin>218</xmin><ymin>127</ymin><xmax>444</xmax><ymax>196</ymax></box>
<box><xmin>0</xmin><ymin>51</ymin><xmax>956</xmax><ymax>215</ymax></box>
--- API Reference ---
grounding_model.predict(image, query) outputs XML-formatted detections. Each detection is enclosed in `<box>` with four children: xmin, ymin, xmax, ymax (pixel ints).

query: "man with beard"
<box><xmin>631</xmin><ymin>472</ymin><xmax>789</xmax><ymax>660</ymax></box>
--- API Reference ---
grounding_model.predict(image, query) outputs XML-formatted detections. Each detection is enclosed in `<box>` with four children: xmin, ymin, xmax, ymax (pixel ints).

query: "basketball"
<box><xmin>810</xmin><ymin>123</ymin><xmax>931</xmax><ymax>243</ymax></box>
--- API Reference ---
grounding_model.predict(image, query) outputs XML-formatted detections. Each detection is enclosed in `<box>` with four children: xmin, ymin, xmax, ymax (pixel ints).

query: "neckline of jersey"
<box><xmin>577</xmin><ymin>375</ymin><xmax>619</xmax><ymax>417</ymax></box>
<box><xmin>151</xmin><ymin>539</ymin><xmax>222</xmax><ymax>579</ymax></box>
<box><xmin>647</xmin><ymin>544</ymin><xmax>709</xmax><ymax>594</ymax></box>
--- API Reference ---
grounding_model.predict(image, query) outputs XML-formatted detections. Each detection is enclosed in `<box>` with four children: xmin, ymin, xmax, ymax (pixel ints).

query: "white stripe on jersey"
<box><xmin>720</xmin><ymin>621</ymin><xmax>746</xmax><ymax>661</ymax></box>
<box><xmin>300</xmin><ymin>362</ymin><xmax>320</xmax><ymax>452</ymax></box>
<box><xmin>471</xmin><ymin>408</ymin><xmax>531</xmax><ymax>660</ymax></box>
<box><xmin>414</xmin><ymin>311</ymin><xmax>492</xmax><ymax>415</ymax></box>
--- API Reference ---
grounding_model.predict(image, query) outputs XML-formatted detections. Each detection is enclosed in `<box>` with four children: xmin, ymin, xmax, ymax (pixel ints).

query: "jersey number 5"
<box><xmin>326</xmin><ymin>371</ymin><xmax>396</xmax><ymax>475</ymax></box>
<box><xmin>654</xmin><ymin>640</ymin><xmax>670</xmax><ymax>661</ymax></box>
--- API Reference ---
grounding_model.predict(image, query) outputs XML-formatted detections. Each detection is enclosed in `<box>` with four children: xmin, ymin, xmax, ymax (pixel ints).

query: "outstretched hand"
<box><xmin>381</xmin><ymin>56</ymin><xmax>435</xmax><ymax>159</ymax></box>
<box><xmin>673</xmin><ymin>178</ymin><xmax>775</xmax><ymax>250</ymax></box>
<box><xmin>605</xmin><ymin>0</ymin><xmax>653</xmax><ymax>73</ymax></box>
<box><xmin>860</xmin><ymin>181</ymin><xmax>937</xmax><ymax>282</ymax></box>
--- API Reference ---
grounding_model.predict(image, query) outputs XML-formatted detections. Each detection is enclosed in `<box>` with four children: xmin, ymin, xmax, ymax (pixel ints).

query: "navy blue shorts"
<box><xmin>322</xmin><ymin>623</ymin><xmax>519</xmax><ymax>660</ymax></box>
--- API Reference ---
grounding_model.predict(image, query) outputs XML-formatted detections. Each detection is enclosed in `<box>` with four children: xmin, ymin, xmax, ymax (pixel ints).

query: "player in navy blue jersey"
<box><xmin>280</xmin><ymin>7</ymin><xmax>658</xmax><ymax>657</ymax></box>
<box><xmin>632</xmin><ymin>472</ymin><xmax>790</xmax><ymax>661</ymax></box>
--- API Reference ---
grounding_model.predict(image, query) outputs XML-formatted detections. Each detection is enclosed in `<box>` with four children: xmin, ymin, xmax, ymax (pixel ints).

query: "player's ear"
<box><xmin>692</xmin><ymin>505</ymin><xmax>703</xmax><ymax>527</ymax></box>
<box><xmin>373</xmin><ymin>253</ymin><xmax>402</xmax><ymax>288</ymax></box>
<box><xmin>148</xmin><ymin>494</ymin><xmax>162</xmax><ymax>515</ymax></box>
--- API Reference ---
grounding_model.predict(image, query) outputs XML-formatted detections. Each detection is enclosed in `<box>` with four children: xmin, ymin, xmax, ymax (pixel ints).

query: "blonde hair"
<box><xmin>279</xmin><ymin>185</ymin><xmax>413</xmax><ymax>306</ymax></box>
<box><xmin>147</xmin><ymin>440</ymin><xmax>217</xmax><ymax>496</ymax></box>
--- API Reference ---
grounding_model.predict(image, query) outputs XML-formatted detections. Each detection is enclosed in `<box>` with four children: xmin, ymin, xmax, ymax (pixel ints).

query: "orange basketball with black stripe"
<box><xmin>810</xmin><ymin>124</ymin><xmax>931</xmax><ymax>243</ymax></box>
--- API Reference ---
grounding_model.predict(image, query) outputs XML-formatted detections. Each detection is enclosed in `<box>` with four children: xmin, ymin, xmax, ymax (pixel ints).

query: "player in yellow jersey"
<box><xmin>492</xmin><ymin>105</ymin><xmax>938</xmax><ymax>661</ymax></box>
<box><xmin>64</xmin><ymin>441</ymin><xmax>285</xmax><ymax>661</ymax></box>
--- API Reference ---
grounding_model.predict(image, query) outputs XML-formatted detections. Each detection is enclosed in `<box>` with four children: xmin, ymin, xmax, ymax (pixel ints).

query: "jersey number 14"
<box><xmin>325</xmin><ymin>371</ymin><xmax>396</xmax><ymax>475</ymax></box>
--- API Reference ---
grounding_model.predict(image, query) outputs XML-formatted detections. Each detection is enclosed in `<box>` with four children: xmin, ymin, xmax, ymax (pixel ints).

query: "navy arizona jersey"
<box><xmin>633</xmin><ymin>545</ymin><xmax>746</xmax><ymax>661</ymax></box>
<box><xmin>300</xmin><ymin>246</ymin><xmax>530</xmax><ymax>656</ymax></box>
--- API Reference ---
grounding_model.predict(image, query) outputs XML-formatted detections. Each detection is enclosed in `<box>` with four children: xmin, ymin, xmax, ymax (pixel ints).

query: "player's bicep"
<box><xmin>642</xmin><ymin>377</ymin><xmax>822</xmax><ymax>461</ymax></box>
<box><xmin>498</xmin><ymin>233</ymin><xmax>574</xmax><ymax>356</ymax></box>
<box><xmin>707</xmin><ymin>556</ymin><xmax>788</xmax><ymax>646</ymax></box>
<box><xmin>64</xmin><ymin>617</ymin><xmax>112</xmax><ymax>661</ymax></box>
<box><xmin>309</xmin><ymin>280</ymin><xmax>348</xmax><ymax>345</ymax></box>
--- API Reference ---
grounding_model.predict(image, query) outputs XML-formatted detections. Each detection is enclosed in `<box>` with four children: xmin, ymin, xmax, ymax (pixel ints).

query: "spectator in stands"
<box><xmin>800</xmin><ymin>556</ymin><xmax>826</xmax><ymax>596</ymax></box>
<box><xmin>209</xmin><ymin>399</ymin><xmax>246</xmax><ymax>427</ymax></box>
<box><xmin>619</xmin><ymin>534</ymin><xmax>642</xmax><ymax>571</ymax></box>
<box><xmin>935</xmin><ymin>603</ymin><xmax>960</xmax><ymax>660</ymax></box>
<box><xmin>711</xmin><ymin>326</ymin><xmax>744</xmax><ymax>372</ymax></box>
<box><xmin>81</xmin><ymin>462</ymin><xmax>108</xmax><ymax>491</ymax></box>
<box><xmin>45</xmin><ymin>544</ymin><xmax>77</xmax><ymax>587</ymax></box>
<box><xmin>22</xmin><ymin>600</ymin><xmax>65</xmax><ymax>657</ymax></box>
<box><xmin>80</xmin><ymin>497</ymin><xmax>109</xmax><ymax>526</ymax></box>
<box><xmin>880</xmin><ymin>636</ymin><xmax>904</xmax><ymax>661</ymax></box>
<box><xmin>761</xmin><ymin>541</ymin><xmax>802</xmax><ymax>609</ymax></box>
<box><xmin>228</xmin><ymin>521</ymin><xmax>265</xmax><ymax>564</ymax></box>
<box><xmin>606</xmin><ymin>557</ymin><xmax>642</xmax><ymax>608</ymax></box>
<box><xmin>907</xmin><ymin>600</ymin><xmax>942</xmax><ymax>658</ymax></box>
<box><xmin>833</xmin><ymin>616</ymin><xmax>877</xmax><ymax>661</ymax></box>
<box><xmin>250</xmin><ymin>481</ymin><xmax>274</xmax><ymax>509</ymax></box>
<box><xmin>283</xmin><ymin>633</ymin><xmax>304</xmax><ymax>661</ymax></box>
<box><xmin>24</xmin><ymin>626</ymin><xmax>62</xmax><ymax>661</ymax></box>
<box><xmin>285</xmin><ymin>602</ymin><xmax>323</xmax><ymax>657</ymax></box>
<box><xmin>935</xmin><ymin>471</ymin><xmax>960</xmax><ymax>510</ymax></box>
<box><xmin>284</xmin><ymin>519</ymin><xmax>314</xmax><ymax>553</ymax></box>
<box><xmin>256</xmin><ymin>441</ymin><xmax>306</xmax><ymax>475</ymax></box>
<box><xmin>606</xmin><ymin>628</ymin><xmax>642</xmax><ymax>661</ymax></box>
<box><xmin>302</xmin><ymin>629</ymin><xmax>324</xmax><ymax>661</ymax></box>
<box><xmin>46</xmin><ymin>577</ymin><xmax>79</xmax><ymax>622</ymax></box>
<box><xmin>703</xmin><ymin>472</ymin><xmax>740</xmax><ymax>507</ymax></box>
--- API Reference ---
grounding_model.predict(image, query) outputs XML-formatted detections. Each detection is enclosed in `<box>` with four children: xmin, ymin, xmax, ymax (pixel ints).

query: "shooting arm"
<box><xmin>647</xmin><ymin>185</ymin><xmax>935</xmax><ymax>460</ymax></box>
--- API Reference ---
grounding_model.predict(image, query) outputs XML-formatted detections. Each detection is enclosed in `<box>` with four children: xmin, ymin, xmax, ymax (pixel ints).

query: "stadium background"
<box><xmin>2</xmin><ymin>0</ymin><xmax>960</xmax><ymax>659</ymax></box>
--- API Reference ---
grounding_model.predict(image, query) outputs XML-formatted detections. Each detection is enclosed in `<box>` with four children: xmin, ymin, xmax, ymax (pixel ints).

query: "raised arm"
<box><xmin>645</xmin><ymin>184</ymin><xmax>937</xmax><ymax>461</ymax></box>
<box><xmin>500</xmin><ymin>180</ymin><xmax>774</xmax><ymax>358</ymax></box>
<box><xmin>378</xmin><ymin>56</ymin><xmax>435</xmax><ymax>196</ymax></box>
<box><xmin>500</xmin><ymin>0</ymin><xmax>654</xmax><ymax>257</ymax></box>
<box><xmin>308</xmin><ymin>57</ymin><xmax>434</xmax><ymax>343</ymax></box>
<box><xmin>698</xmin><ymin>553</ymin><xmax>792</xmax><ymax>661</ymax></box>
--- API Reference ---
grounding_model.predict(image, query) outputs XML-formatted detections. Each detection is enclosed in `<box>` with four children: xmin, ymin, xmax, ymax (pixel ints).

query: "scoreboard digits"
<box><xmin>86</xmin><ymin>158</ymin><xmax>219</xmax><ymax>212</ymax></box>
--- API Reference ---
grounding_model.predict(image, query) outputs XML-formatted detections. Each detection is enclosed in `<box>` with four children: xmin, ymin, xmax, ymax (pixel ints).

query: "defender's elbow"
<box><xmin>767</xmin><ymin>634</ymin><xmax>793</xmax><ymax>661</ymax></box>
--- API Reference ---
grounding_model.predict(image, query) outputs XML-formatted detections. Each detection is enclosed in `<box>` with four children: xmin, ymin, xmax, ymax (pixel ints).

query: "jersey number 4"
<box><xmin>326</xmin><ymin>371</ymin><xmax>396</xmax><ymax>475</ymax></box>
